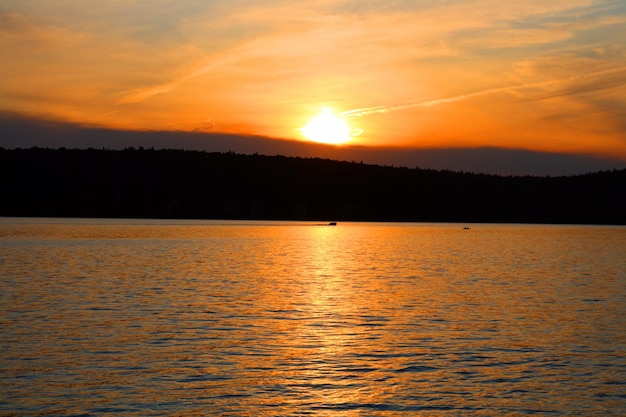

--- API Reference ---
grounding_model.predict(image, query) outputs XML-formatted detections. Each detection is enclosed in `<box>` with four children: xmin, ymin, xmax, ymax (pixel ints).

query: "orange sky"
<box><xmin>1</xmin><ymin>1</ymin><xmax>625</xmax><ymax>158</ymax></box>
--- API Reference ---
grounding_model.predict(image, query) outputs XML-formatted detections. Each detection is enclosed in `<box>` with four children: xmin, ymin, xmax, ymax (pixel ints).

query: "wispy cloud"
<box><xmin>1</xmin><ymin>0</ymin><xmax>625</xmax><ymax>157</ymax></box>
<box><xmin>115</xmin><ymin>55</ymin><xmax>237</xmax><ymax>104</ymax></box>
<box><xmin>339</xmin><ymin>68</ymin><xmax>626</xmax><ymax>118</ymax></box>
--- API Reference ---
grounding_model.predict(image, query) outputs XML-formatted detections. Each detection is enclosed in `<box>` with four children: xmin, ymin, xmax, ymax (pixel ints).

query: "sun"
<box><xmin>301</xmin><ymin>108</ymin><xmax>353</xmax><ymax>145</ymax></box>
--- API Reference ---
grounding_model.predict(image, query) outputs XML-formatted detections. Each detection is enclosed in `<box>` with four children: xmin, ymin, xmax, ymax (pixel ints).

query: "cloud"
<box><xmin>0</xmin><ymin>12</ymin><xmax>89</xmax><ymax>48</ymax></box>
<box><xmin>338</xmin><ymin>67</ymin><xmax>626</xmax><ymax>119</ymax></box>
<box><xmin>443</xmin><ymin>3</ymin><xmax>626</xmax><ymax>50</ymax></box>
<box><xmin>112</xmin><ymin>0</ymin><xmax>626</xmax><ymax>108</ymax></box>
<box><xmin>115</xmin><ymin>55</ymin><xmax>237</xmax><ymax>104</ymax></box>
<box><xmin>1</xmin><ymin>0</ymin><xmax>624</xmax><ymax>157</ymax></box>
<box><xmin>1</xmin><ymin>112</ymin><xmax>624</xmax><ymax>176</ymax></box>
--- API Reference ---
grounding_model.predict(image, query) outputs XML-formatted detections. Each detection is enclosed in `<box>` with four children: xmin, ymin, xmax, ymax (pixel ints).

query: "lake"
<box><xmin>1</xmin><ymin>218</ymin><xmax>624</xmax><ymax>416</ymax></box>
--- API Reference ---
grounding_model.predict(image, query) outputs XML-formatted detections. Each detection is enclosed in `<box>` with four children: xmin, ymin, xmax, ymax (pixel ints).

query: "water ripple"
<box><xmin>1</xmin><ymin>220</ymin><xmax>625</xmax><ymax>416</ymax></box>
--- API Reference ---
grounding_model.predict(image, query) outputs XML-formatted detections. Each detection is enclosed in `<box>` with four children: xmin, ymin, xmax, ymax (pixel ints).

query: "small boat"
<box><xmin>328</xmin><ymin>222</ymin><xmax>337</xmax><ymax>226</ymax></box>
<box><xmin>463</xmin><ymin>226</ymin><xmax>470</xmax><ymax>230</ymax></box>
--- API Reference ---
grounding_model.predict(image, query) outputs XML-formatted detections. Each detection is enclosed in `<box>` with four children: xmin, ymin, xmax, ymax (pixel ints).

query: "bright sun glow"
<box><xmin>301</xmin><ymin>108</ymin><xmax>352</xmax><ymax>144</ymax></box>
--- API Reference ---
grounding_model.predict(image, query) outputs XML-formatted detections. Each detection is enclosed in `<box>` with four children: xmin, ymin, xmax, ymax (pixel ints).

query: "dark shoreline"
<box><xmin>2</xmin><ymin>147</ymin><xmax>625</xmax><ymax>225</ymax></box>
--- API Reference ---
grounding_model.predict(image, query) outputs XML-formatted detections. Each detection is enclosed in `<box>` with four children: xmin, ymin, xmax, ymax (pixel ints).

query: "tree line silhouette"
<box><xmin>1</xmin><ymin>147</ymin><xmax>624</xmax><ymax>224</ymax></box>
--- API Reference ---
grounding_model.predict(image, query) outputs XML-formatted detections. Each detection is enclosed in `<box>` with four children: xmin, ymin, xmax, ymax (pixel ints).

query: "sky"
<box><xmin>1</xmin><ymin>0</ymin><xmax>625</xmax><ymax>174</ymax></box>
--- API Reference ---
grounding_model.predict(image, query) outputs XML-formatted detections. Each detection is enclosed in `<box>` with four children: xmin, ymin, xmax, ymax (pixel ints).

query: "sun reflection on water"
<box><xmin>1</xmin><ymin>220</ymin><xmax>624</xmax><ymax>415</ymax></box>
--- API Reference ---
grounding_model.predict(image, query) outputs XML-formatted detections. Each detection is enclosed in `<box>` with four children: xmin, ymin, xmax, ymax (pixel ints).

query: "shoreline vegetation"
<box><xmin>1</xmin><ymin>147</ymin><xmax>624</xmax><ymax>225</ymax></box>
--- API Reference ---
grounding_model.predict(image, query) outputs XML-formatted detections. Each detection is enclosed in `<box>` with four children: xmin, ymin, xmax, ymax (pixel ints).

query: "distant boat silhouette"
<box><xmin>463</xmin><ymin>226</ymin><xmax>470</xmax><ymax>230</ymax></box>
<box><xmin>328</xmin><ymin>222</ymin><xmax>337</xmax><ymax>226</ymax></box>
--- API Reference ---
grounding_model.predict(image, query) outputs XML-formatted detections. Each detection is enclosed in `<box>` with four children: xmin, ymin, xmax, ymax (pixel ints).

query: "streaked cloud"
<box><xmin>340</xmin><ymin>67</ymin><xmax>626</xmax><ymax>117</ymax></box>
<box><xmin>0</xmin><ymin>0</ymin><xmax>624</xmax><ymax>158</ymax></box>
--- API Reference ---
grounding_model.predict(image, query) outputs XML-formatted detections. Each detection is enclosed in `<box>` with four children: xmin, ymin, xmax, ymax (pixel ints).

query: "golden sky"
<box><xmin>1</xmin><ymin>0</ymin><xmax>625</xmax><ymax>158</ymax></box>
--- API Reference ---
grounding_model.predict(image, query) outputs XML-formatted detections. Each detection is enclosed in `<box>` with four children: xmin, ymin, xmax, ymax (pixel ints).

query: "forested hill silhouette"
<box><xmin>2</xmin><ymin>147</ymin><xmax>625</xmax><ymax>224</ymax></box>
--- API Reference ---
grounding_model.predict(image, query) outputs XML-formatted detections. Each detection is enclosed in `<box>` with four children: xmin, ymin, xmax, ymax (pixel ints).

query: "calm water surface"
<box><xmin>1</xmin><ymin>218</ymin><xmax>625</xmax><ymax>416</ymax></box>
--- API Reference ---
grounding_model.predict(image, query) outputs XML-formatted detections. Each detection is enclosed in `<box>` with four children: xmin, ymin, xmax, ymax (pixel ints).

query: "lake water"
<box><xmin>1</xmin><ymin>218</ymin><xmax>624</xmax><ymax>416</ymax></box>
